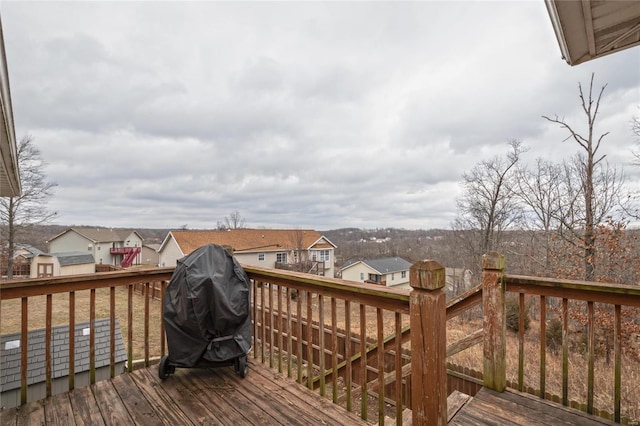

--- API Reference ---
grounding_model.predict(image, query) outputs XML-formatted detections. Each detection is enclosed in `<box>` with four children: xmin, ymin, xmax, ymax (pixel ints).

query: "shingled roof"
<box><xmin>0</xmin><ymin>318</ymin><xmax>126</xmax><ymax>392</ymax></box>
<box><xmin>49</xmin><ymin>227</ymin><xmax>141</xmax><ymax>244</ymax></box>
<box><xmin>165</xmin><ymin>229</ymin><xmax>335</xmax><ymax>255</ymax></box>
<box><xmin>342</xmin><ymin>257</ymin><xmax>412</xmax><ymax>274</ymax></box>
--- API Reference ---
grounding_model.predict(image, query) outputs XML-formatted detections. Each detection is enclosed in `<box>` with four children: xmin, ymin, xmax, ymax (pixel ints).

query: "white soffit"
<box><xmin>546</xmin><ymin>0</ymin><xmax>640</xmax><ymax>65</ymax></box>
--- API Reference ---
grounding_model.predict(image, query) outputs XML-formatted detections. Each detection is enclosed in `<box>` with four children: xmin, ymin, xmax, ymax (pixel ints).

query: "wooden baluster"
<box><xmin>360</xmin><ymin>303</ymin><xmax>368</xmax><ymax>421</ymax></box>
<box><xmin>69</xmin><ymin>291</ymin><xmax>75</xmax><ymax>391</ymax></box>
<box><xmin>128</xmin><ymin>285</ymin><xmax>133</xmax><ymax>372</ymax></box>
<box><xmin>410</xmin><ymin>259</ymin><xmax>447</xmax><ymax>426</ymax></box>
<box><xmin>269</xmin><ymin>281</ymin><xmax>274</xmax><ymax>369</ymax></box>
<box><xmin>345</xmin><ymin>299</ymin><xmax>352</xmax><ymax>412</ymax></box>
<box><xmin>145</xmin><ymin>282</ymin><xmax>150</xmax><ymax>366</ymax></box>
<box><xmin>306</xmin><ymin>292</ymin><xmax>313</xmax><ymax>389</ymax></box>
<box><xmin>90</xmin><ymin>288</ymin><xmax>96</xmax><ymax>384</ymax></box>
<box><xmin>587</xmin><ymin>301</ymin><xmax>595</xmax><ymax>414</ymax></box>
<box><xmin>377</xmin><ymin>307</ymin><xmax>384</xmax><ymax>425</ymax></box>
<box><xmin>319</xmin><ymin>294</ymin><xmax>325</xmax><ymax>396</ymax></box>
<box><xmin>482</xmin><ymin>252</ymin><xmax>506</xmax><ymax>392</ymax></box>
<box><xmin>395</xmin><ymin>312</ymin><xmax>402</xmax><ymax>424</ymax></box>
<box><xmin>297</xmin><ymin>290</ymin><xmax>303</xmax><ymax>384</ymax></box>
<box><xmin>20</xmin><ymin>297</ymin><xmax>28</xmax><ymax>405</ymax></box>
<box><xmin>110</xmin><ymin>286</ymin><xmax>116</xmax><ymax>378</ymax></box>
<box><xmin>540</xmin><ymin>295</ymin><xmax>546</xmax><ymax>397</ymax></box>
<box><xmin>562</xmin><ymin>298</ymin><xmax>569</xmax><ymax>406</ymax></box>
<box><xmin>278</xmin><ymin>284</ymin><xmax>283</xmax><ymax>374</ymax></box>
<box><xmin>287</xmin><ymin>287</ymin><xmax>292</xmax><ymax>378</ymax></box>
<box><xmin>331</xmin><ymin>297</ymin><xmax>338</xmax><ymax>403</ymax></box>
<box><xmin>46</xmin><ymin>294</ymin><xmax>52</xmax><ymax>397</ymax></box>
<box><xmin>518</xmin><ymin>292</ymin><xmax>524</xmax><ymax>391</ymax></box>
<box><xmin>614</xmin><ymin>304</ymin><xmax>621</xmax><ymax>423</ymax></box>
<box><xmin>252</xmin><ymin>280</ymin><xmax>258</xmax><ymax>360</ymax></box>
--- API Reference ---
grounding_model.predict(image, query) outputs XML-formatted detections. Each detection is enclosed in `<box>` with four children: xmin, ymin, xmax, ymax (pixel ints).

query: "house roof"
<box><xmin>49</xmin><ymin>227</ymin><xmax>143</xmax><ymax>244</ymax></box>
<box><xmin>0</xmin><ymin>318</ymin><xmax>127</xmax><ymax>392</ymax></box>
<box><xmin>51</xmin><ymin>251</ymin><xmax>95</xmax><ymax>266</ymax></box>
<box><xmin>342</xmin><ymin>257</ymin><xmax>412</xmax><ymax>274</ymax></box>
<box><xmin>546</xmin><ymin>0</ymin><xmax>640</xmax><ymax>65</ymax></box>
<box><xmin>0</xmin><ymin>18</ymin><xmax>20</xmax><ymax>197</ymax></box>
<box><xmin>13</xmin><ymin>244</ymin><xmax>44</xmax><ymax>259</ymax></box>
<box><xmin>162</xmin><ymin>229</ymin><xmax>336</xmax><ymax>256</ymax></box>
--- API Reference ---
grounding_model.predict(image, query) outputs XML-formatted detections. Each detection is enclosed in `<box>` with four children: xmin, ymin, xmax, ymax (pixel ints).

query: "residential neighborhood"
<box><xmin>158</xmin><ymin>228</ymin><xmax>337</xmax><ymax>277</ymax></box>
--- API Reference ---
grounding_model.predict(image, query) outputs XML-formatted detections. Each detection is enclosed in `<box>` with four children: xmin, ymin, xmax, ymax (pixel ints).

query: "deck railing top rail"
<box><xmin>504</xmin><ymin>273</ymin><xmax>640</xmax><ymax>306</ymax></box>
<box><xmin>243</xmin><ymin>264</ymin><xmax>411</xmax><ymax>314</ymax></box>
<box><xmin>0</xmin><ymin>267</ymin><xmax>175</xmax><ymax>299</ymax></box>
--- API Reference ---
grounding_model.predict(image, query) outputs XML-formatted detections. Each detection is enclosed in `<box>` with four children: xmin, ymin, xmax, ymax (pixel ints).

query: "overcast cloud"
<box><xmin>3</xmin><ymin>1</ymin><xmax>639</xmax><ymax>230</ymax></box>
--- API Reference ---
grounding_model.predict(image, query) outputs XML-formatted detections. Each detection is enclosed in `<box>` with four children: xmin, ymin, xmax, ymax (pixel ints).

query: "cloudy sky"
<box><xmin>2</xmin><ymin>1</ymin><xmax>639</xmax><ymax>231</ymax></box>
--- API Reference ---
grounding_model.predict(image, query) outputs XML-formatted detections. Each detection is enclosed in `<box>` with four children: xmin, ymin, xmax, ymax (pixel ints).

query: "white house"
<box><xmin>158</xmin><ymin>229</ymin><xmax>337</xmax><ymax>277</ymax></box>
<box><xmin>48</xmin><ymin>228</ymin><xmax>144</xmax><ymax>268</ymax></box>
<box><xmin>340</xmin><ymin>257</ymin><xmax>413</xmax><ymax>290</ymax></box>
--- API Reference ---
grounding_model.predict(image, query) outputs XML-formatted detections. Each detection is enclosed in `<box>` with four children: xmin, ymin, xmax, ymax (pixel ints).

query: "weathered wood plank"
<box><xmin>14</xmin><ymin>400</ymin><xmax>45</xmax><ymax>426</ymax></box>
<box><xmin>129</xmin><ymin>368</ymin><xmax>195</xmax><ymax>426</ymax></box>
<box><xmin>447</xmin><ymin>390</ymin><xmax>471</xmax><ymax>422</ymax></box>
<box><xmin>110</xmin><ymin>371</ymin><xmax>162</xmax><ymax>426</ymax></box>
<box><xmin>247</xmin><ymin>360</ymin><xmax>367</xmax><ymax>425</ymax></box>
<box><xmin>68</xmin><ymin>385</ymin><xmax>106</xmax><ymax>426</ymax></box>
<box><xmin>92</xmin><ymin>378</ymin><xmax>134</xmax><ymax>425</ymax></box>
<box><xmin>154</xmin><ymin>368</ymin><xmax>223</xmax><ymax>425</ymax></box>
<box><xmin>0</xmin><ymin>407</ymin><xmax>18</xmax><ymax>426</ymax></box>
<box><xmin>175</xmin><ymin>367</ymin><xmax>272</xmax><ymax>425</ymax></box>
<box><xmin>44</xmin><ymin>392</ymin><xmax>74</xmax><ymax>425</ymax></box>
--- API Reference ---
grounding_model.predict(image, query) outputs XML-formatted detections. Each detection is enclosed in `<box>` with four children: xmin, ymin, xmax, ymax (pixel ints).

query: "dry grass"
<box><xmin>447</xmin><ymin>315</ymin><xmax>640</xmax><ymax>423</ymax></box>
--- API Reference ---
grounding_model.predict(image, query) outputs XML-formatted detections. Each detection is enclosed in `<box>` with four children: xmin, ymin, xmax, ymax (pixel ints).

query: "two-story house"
<box><xmin>158</xmin><ymin>229</ymin><xmax>337</xmax><ymax>277</ymax></box>
<box><xmin>47</xmin><ymin>227</ymin><xmax>143</xmax><ymax>268</ymax></box>
<box><xmin>340</xmin><ymin>257</ymin><xmax>413</xmax><ymax>290</ymax></box>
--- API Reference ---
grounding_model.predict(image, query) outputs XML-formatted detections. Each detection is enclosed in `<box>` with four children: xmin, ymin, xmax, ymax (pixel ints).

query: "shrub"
<box><xmin>506</xmin><ymin>295</ymin><xmax>530</xmax><ymax>333</ymax></box>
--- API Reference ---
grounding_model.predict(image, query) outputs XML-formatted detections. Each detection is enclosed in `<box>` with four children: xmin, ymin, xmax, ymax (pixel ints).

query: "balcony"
<box><xmin>0</xmin><ymin>254</ymin><xmax>638</xmax><ymax>424</ymax></box>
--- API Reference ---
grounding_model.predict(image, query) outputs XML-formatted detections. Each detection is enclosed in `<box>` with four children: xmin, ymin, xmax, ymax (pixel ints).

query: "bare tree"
<box><xmin>516</xmin><ymin>158</ymin><xmax>564</xmax><ymax>273</ymax></box>
<box><xmin>217</xmin><ymin>210</ymin><xmax>246</xmax><ymax>230</ymax></box>
<box><xmin>453</xmin><ymin>139</ymin><xmax>526</xmax><ymax>272</ymax></box>
<box><xmin>542</xmin><ymin>74</ymin><xmax>622</xmax><ymax>281</ymax></box>
<box><xmin>0</xmin><ymin>135</ymin><xmax>57</xmax><ymax>279</ymax></box>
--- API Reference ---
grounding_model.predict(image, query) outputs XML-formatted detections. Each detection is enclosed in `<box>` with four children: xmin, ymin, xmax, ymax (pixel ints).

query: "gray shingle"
<box><xmin>0</xmin><ymin>318</ymin><xmax>127</xmax><ymax>392</ymax></box>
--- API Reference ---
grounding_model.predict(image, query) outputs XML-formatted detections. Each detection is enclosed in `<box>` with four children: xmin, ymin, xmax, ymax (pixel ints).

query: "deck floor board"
<box><xmin>449</xmin><ymin>388</ymin><xmax>618</xmax><ymax>426</ymax></box>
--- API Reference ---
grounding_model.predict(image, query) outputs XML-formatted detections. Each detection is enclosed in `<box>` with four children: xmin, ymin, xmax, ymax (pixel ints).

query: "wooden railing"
<box><xmin>2</xmin><ymin>253</ymin><xmax>637</xmax><ymax>424</ymax></box>
<box><xmin>0</xmin><ymin>268</ymin><xmax>173</xmax><ymax>407</ymax></box>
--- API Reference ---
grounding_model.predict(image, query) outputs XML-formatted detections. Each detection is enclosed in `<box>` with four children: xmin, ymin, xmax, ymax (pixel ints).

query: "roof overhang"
<box><xmin>0</xmin><ymin>18</ymin><xmax>21</xmax><ymax>197</ymax></box>
<box><xmin>545</xmin><ymin>0</ymin><xmax>640</xmax><ymax>66</ymax></box>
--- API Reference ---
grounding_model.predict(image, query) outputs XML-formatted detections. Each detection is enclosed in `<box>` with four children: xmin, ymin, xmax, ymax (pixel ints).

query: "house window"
<box><xmin>313</xmin><ymin>250</ymin><xmax>330</xmax><ymax>261</ymax></box>
<box><xmin>401</xmin><ymin>271</ymin><xmax>407</xmax><ymax>279</ymax></box>
<box><xmin>276</xmin><ymin>252</ymin><xmax>287</xmax><ymax>263</ymax></box>
<box><xmin>258</xmin><ymin>253</ymin><xmax>265</xmax><ymax>261</ymax></box>
<box><xmin>392</xmin><ymin>273</ymin><xmax>395</xmax><ymax>281</ymax></box>
<box><xmin>360</xmin><ymin>272</ymin><xmax>364</xmax><ymax>281</ymax></box>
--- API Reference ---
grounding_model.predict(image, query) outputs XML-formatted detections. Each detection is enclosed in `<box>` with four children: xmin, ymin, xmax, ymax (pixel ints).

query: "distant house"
<box><xmin>141</xmin><ymin>243</ymin><xmax>161</xmax><ymax>266</ymax></box>
<box><xmin>0</xmin><ymin>318</ymin><xmax>127</xmax><ymax>408</ymax></box>
<box><xmin>158</xmin><ymin>229</ymin><xmax>337</xmax><ymax>277</ymax></box>
<box><xmin>340</xmin><ymin>257</ymin><xmax>413</xmax><ymax>290</ymax></box>
<box><xmin>29</xmin><ymin>252</ymin><xmax>95</xmax><ymax>278</ymax></box>
<box><xmin>48</xmin><ymin>228</ymin><xmax>144</xmax><ymax>268</ymax></box>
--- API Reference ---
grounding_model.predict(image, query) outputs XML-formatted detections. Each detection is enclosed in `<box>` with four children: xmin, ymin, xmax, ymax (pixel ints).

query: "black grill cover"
<box><xmin>163</xmin><ymin>244</ymin><xmax>251</xmax><ymax>367</ymax></box>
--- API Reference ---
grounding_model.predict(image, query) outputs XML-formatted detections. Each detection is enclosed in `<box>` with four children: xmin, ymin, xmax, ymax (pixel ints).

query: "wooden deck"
<box><xmin>448</xmin><ymin>388</ymin><xmax>618</xmax><ymax>425</ymax></box>
<box><xmin>0</xmin><ymin>360</ymin><xmax>369</xmax><ymax>425</ymax></box>
<box><xmin>0</xmin><ymin>359</ymin><xmax>624</xmax><ymax>426</ymax></box>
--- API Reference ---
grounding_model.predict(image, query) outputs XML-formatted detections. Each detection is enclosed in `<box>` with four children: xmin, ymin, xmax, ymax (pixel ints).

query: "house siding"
<box><xmin>158</xmin><ymin>235</ymin><xmax>184</xmax><ymax>267</ymax></box>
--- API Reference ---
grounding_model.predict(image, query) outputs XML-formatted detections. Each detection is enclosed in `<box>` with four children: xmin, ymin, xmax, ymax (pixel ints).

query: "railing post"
<box><xmin>482</xmin><ymin>251</ymin><xmax>506</xmax><ymax>392</ymax></box>
<box><xmin>410</xmin><ymin>260</ymin><xmax>447</xmax><ymax>426</ymax></box>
